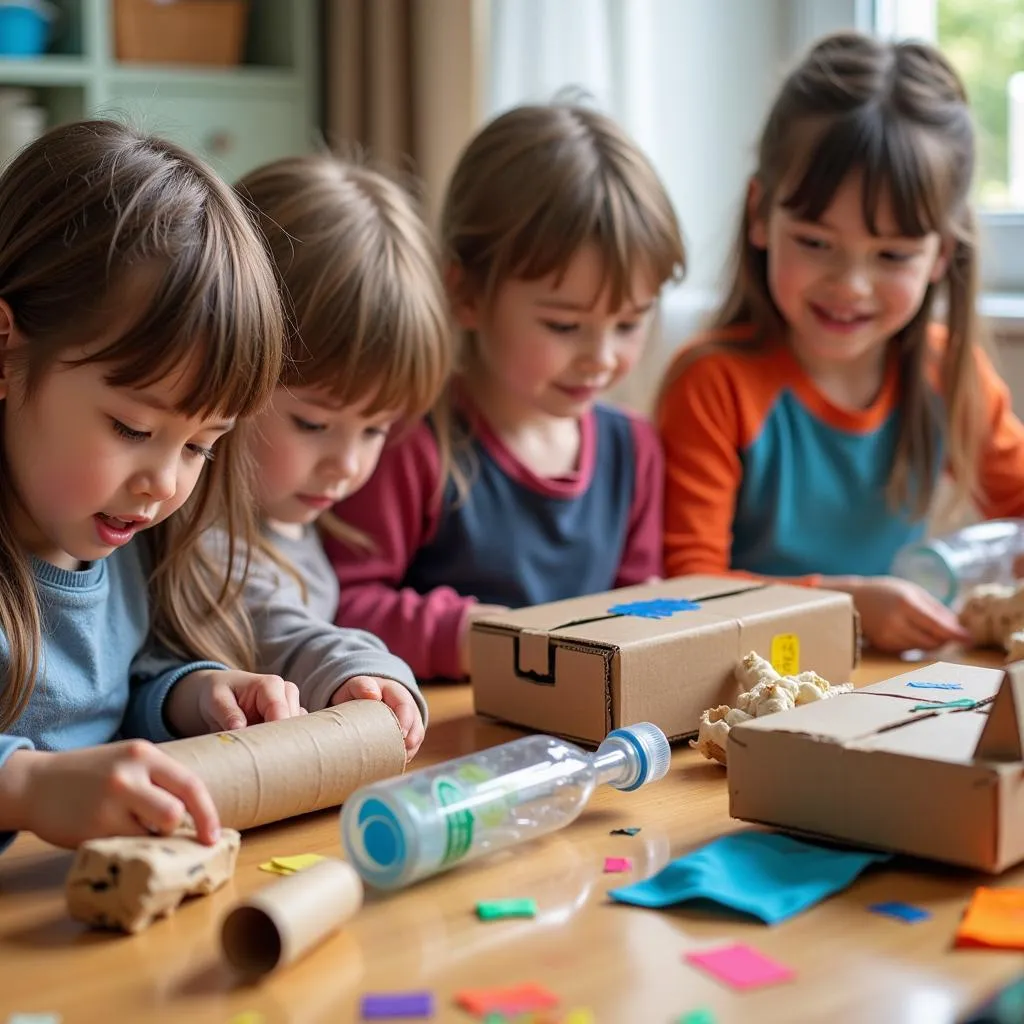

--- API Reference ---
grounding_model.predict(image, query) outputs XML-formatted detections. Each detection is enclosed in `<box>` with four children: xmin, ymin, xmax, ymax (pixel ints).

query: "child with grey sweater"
<box><xmin>230</xmin><ymin>153</ymin><xmax>455</xmax><ymax>759</ymax></box>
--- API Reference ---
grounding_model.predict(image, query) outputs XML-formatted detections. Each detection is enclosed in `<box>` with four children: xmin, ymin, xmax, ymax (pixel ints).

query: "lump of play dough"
<box><xmin>692</xmin><ymin>651</ymin><xmax>853</xmax><ymax>765</ymax></box>
<box><xmin>960</xmin><ymin>582</ymin><xmax>1024</xmax><ymax>660</ymax></box>
<box><xmin>66</xmin><ymin>829</ymin><xmax>241</xmax><ymax>933</ymax></box>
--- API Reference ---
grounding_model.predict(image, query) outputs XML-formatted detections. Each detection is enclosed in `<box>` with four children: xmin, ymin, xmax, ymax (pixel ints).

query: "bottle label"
<box><xmin>433</xmin><ymin>776</ymin><xmax>474</xmax><ymax>865</ymax></box>
<box><xmin>770</xmin><ymin>633</ymin><xmax>800</xmax><ymax>675</ymax></box>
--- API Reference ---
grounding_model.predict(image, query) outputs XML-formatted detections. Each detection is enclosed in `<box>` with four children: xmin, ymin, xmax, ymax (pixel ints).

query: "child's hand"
<box><xmin>166</xmin><ymin>668</ymin><xmax>305</xmax><ymax>735</ymax></box>
<box><xmin>459</xmin><ymin>604</ymin><xmax>510</xmax><ymax>677</ymax></box>
<box><xmin>3</xmin><ymin>743</ymin><xmax>220</xmax><ymax>849</ymax></box>
<box><xmin>834</xmin><ymin>575</ymin><xmax>971</xmax><ymax>653</ymax></box>
<box><xmin>330</xmin><ymin>676</ymin><xmax>425</xmax><ymax>760</ymax></box>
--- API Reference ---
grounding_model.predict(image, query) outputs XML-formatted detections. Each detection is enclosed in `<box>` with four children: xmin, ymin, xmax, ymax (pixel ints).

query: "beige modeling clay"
<box><xmin>66</xmin><ymin>828</ymin><xmax>241</xmax><ymax>933</ymax></box>
<box><xmin>692</xmin><ymin>651</ymin><xmax>853</xmax><ymax>765</ymax></box>
<box><xmin>960</xmin><ymin>582</ymin><xmax>1024</xmax><ymax>661</ymax></box>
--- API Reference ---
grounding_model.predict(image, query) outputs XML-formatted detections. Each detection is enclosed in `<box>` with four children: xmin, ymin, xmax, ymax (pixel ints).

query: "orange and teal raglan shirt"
<box><xmin>658</xmin><ymin>323</ymin><xmax>1024</xmax><ymax>583</ymax></box>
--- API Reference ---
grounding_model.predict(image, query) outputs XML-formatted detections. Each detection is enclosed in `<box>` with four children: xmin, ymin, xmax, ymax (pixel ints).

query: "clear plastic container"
<box><xmin>340</xmin><ymin>723</ymin><xmax>671</xmax><ymax>890</ymax></box>
<box><xmin>890</xmin><ymin>519</ymin><xmax>1024</xmax><ymax>606</ymax></box>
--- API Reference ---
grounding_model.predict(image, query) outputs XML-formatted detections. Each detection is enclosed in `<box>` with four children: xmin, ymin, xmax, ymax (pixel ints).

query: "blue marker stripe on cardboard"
<box><xmin>869</xmin><ymin>901</ymin><xmax>931</xmax><ymax>923</ymax></box>
<box><xmin>608</xmin><ymin>832</ymin><xmax>891</xmax><ymax>925</ymax></box>
<box><xmin>906</xmin><ymin>681</ymin><xmax>964</xmax><ymax>691</ymax></box>
<box><xmin>608</xmin><ymin>598</ymin><xmax>701</xmax><ymax>620</ymax></box>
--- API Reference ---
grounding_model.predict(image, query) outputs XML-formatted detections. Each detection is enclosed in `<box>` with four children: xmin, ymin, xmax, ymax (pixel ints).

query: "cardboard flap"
<box><xmin>517</xmin><ymin>628</ymin><xmax>554</xmax><ymax>677</ymax></box>
<box><xmin>974</xmin><ymin>666</ymin><xmax>1024</xmax><ymax>762</ymax></box>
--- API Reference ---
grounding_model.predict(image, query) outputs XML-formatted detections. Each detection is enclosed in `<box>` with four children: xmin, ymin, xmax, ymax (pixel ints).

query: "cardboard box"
<box><xmin>470</xmin><ymin>577</ymin><xmax>859</xmax><ymax>745</ymax></box>
<box><xmin>728</xmin><ymin>660</ymin><xmax>1024</xmax><ymax>873</ymax></box>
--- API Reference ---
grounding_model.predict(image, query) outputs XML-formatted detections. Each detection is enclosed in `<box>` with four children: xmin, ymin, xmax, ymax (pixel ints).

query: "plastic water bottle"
<box><xmin>340</xmin><ymin>723</ymin><xmax>671</xmax><ymax>890</ymax></box>
<box><xmin>891</xmin><ymin>519</ymin><xmax>1024</xmax><ymax>606</ymax></box>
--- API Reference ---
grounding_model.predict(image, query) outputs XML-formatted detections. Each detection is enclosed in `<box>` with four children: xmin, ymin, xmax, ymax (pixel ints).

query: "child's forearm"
<box><xmin>0</xmin><ymin>749</ymin><xmax>43</xmax><ymax>833</ymax></box>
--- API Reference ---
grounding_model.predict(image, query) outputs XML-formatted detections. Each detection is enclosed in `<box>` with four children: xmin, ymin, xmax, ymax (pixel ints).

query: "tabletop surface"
<box><xmin>0</xmin><ymin>650</ymin><xmax>1020</xmax><ymax>1024</ymax></box>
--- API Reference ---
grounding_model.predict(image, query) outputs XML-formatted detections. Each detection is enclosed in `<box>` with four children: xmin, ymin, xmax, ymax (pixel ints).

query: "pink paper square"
<box><xmin>684</xmin><ymin>943</ymin><xmax>795</xmax><ymax>991</ymax></box>
<box><xmin>604</xmin><ymin>856</ymin><xmax>632</xmax><ymax>873</ymax></box>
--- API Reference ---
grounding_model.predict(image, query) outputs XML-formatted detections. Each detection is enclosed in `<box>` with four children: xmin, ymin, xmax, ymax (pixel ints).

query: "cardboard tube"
<box><xmin>221</xmin><ymin>858</ymin><xmax>364</xmax><ymax>976</ymax></box>
<box><xmin>162</xmin><ymin>701</ymin><xmax>406</xmax><ymax>830</ymax></box>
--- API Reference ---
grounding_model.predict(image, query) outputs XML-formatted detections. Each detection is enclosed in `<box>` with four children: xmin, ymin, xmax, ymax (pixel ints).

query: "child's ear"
<box><xmin>0</xmin><ymin>299</ymin><xmax>17</xmax><ymax>401</ymax></box>
<box><xmin>747</xmin><ymin>177</ymin><xmax>769</xmax><ymax>250</ymax></box>
<box><xmin>445</xmin><ymin>261</ymin><xmax>481</xmax><ymax>330</ymax></box>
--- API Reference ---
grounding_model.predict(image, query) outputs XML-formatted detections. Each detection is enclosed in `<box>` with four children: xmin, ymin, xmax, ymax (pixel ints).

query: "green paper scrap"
<box><xmin>910</xmin><ymin>698</ymin><xmax>980</xmax><ymax>712</ymax></box>
<box><xmin>482</xmin><ymin>1016</ymin><xmax>508</xmax><ymax>1024</ymax></box>
<box><xmin>476</xmin><ymin>898</ymin><xmax>537</xmax><ymax>920</ymax></box>
<box><xmin>678</xmin><ymin>1010</ymin><xmax>717</xmax><ymax>1024</ymax></box>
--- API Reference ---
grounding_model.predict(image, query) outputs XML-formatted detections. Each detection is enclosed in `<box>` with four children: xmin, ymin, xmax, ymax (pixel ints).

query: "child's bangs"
<box><xmin>501</xmin><ymin>171</ymin><xmax>684</xmax><ymax>311</ymax></box>
<box><xmin>85</xmin><ymin>242</ymin><xmax>280</xmax><ymax>421</ymax></box>
<box><xmin>781</xmin><ymin>113</ymin><xmax>950</xmax><ymax>238</ymax></box>
<box><xmin>284</xmin><ymin>266</ymin><xmax>451</xmax><ymax>424</ymax></box>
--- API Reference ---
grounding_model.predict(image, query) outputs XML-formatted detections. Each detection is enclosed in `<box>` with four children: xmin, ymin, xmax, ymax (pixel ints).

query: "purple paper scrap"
<box><xmin>361</xmin><ymin>991</ymin><xmax>435</xmax><ymax>1019</ymax></box>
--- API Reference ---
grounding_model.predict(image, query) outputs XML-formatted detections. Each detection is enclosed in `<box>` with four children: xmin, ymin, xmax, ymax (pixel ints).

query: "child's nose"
<box><xmin>130</xmin><ymin>458</ymin><xmax>176</xmax><ymax>502</ymax></box>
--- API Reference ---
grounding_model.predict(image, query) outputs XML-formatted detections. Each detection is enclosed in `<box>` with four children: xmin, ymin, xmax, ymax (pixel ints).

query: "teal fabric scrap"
<box><xmin>608</xmin><ymin>598</ymin><xmax>700</xmax><ymax>619</ymax></box>
<box><xmin>910</xmin><ymin>698</ymin><xmax>980</xmax><ymax>712</ymax></box>
<box><xmin>608</xmin><ymin>832</ymin><xmax>891</xmax><ymax>925</ymax></box>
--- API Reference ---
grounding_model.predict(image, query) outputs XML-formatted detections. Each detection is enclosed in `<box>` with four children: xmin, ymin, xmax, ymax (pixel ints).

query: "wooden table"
<box><xmin>1</xmin><ymin>652</ymin><xmax>1022</xmax><ymax>1024</ymax></box>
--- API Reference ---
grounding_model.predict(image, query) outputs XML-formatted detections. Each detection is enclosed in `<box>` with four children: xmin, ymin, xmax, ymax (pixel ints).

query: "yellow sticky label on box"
<box><xmin>771</xmin><ymin>633</ymin><xmax>799</xmax><ymax>675</ymax></box>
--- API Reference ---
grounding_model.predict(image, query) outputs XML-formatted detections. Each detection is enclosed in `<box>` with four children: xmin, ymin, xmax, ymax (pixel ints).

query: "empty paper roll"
<box><xmin>162</xmin><ymin>701</ymin><xmax>406</xmax><ymax>830</ymax></box>
<box><xmin>221</xmin><ymin>858</ymin><xmax>364</xmax><ymax>976</ymax></box>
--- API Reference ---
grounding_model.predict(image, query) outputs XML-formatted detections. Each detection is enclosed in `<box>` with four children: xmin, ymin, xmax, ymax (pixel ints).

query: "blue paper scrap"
<box><xmin>868</xmin><ymin>901</ymin><xmax>931</xmax><ymax>924</ymax></box>
<box><xmin>608</xmin><ymin>832</ymin><xmax>891</xmax><ymax>925</ymax></box>
<box><xmin>906</xmin><ymin>681</ymin><xmax>964</xmax><ymax>691</ymax></box>
<box><xmin>611</xmin><ymin>827</ymin><xmax>641</xmax><ymax>836</ymax></box>
<box><xmin>608</xmin><ymin>598</ymin><xmax>701</xmax><ymax>620</ymax></box>
<box><xmin>360</xmin><ymin>991</ymin><xmax>434</xmax><ymax>1020</ymax></box>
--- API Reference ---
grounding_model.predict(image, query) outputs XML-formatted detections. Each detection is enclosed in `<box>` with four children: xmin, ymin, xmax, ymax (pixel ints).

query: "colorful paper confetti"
<box><xmin>610</xmin><ymin>827</ymin><xmax>641</xmax><ymax>836</ymax></box>
<box><xmin>684</xmin><ymin>943</ymin><xmax>795</xmax><ymax>991</ymax></box>
<box><xmin>360</xmin><ymin>991</ymin><xmax>434</xmax><ymax>1019</ymax></box>
<box><xmin>603</xmin><ymin>856</ymin><xmax>632</xmax><ymax>873</ymax></box>
<box><xmin>677</xmin><ymin>1010</ymin><xmax>717</xmax><ymax>1024</ymax></box>
<box><xmin>869</xmin><ymin>901</ymin><xmax>931</xmax><ymax>924</ymax></box>
<box><xmin>476</xmin><ymin>898</ymin><xmax>537</xmax><ymax>920</ymax></box>
<box><xmin>258</xmin><ymin>853</ymin><xmax>326</xmax><ymax>876</ymax></box>
<box><xmin>957</xmin><ymin>888</ymin><xmax>1024</xmax><ymax>949</ymax></box>
<box><xmin>455</xmin><ymin>983</ymin><xmax>559</xmax><ymax>1016</ymax></box>
<box><xmin>608</xmin><ymin>598</ymin><xmax>701</xmax><ymax>619</ymax></box>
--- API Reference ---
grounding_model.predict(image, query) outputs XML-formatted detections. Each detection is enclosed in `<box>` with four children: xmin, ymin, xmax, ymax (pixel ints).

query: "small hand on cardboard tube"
<box><xmin>825</xmin><ymin>575</ymin><xmax>971</xmax><ymax>653</ymax></box>
<box><xmin>166</xmin><ymin>668</ymin><xmax>306</xmax><ymax>736</ymax></box>
<box><xmin>330</xmin><ymin>676</ymin><xmax>424</xmax><ymax>760</ymax></box>
<box><xmin>0</xmin><ymin>742</ymin><xmax>221</xmax><ymax>849</ymax></box>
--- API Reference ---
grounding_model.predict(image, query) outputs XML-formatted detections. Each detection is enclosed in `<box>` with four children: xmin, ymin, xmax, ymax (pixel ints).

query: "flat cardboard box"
<box><xmin>470</xmin><ymin>577</ymin><xmax>858</xmax><ymax>745</ymax></box>
<box><xmin>728</xmin><ymin>660</ymin><xmax>1024</xmax><ymax>873</ymax></box>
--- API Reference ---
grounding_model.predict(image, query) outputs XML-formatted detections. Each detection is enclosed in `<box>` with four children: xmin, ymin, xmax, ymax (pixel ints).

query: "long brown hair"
<box><xmin>439</xmin><ymin>101</ymin><xmax>686</xmax><ymax>486</ymax></box>
<box><xmin>235</xmin><ymin>153</ymin><xmax>452</xmax><ymax>548</ymax></box>
<box><xmin>703</xmin><ymin>32</ymin><xmax>981</xmax><ymax>517</ymax></box>
<box><xmin>0</xmin><ymin>120</ymin><xmax>283</xmax><ymax>729</ymax></box>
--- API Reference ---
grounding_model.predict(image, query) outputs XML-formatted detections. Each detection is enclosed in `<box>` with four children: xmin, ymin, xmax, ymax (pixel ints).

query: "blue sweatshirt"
<box><xmin>0</xmin><ymin>543</ymin><xmax>222</xmax><ymax>815</ymax></box>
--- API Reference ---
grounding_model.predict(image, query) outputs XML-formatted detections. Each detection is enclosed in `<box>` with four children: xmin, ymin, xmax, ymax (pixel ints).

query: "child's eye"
<box><xmin>111</xmin><ymin>418</ymin><xmax>149</xmax><ymax>442</ymax></box>
<box><xmin>879</xmin><ymin>250</ymin><xmax>916</xmax><ymax>263</ymax></box>
<box><xmin>291</xmin><ymin>415</ymin><xmax>327</xmax><ymax>433</ymax></box>
<box><xmin>795</xmin><ymin>235</ymin><xmax>828</xmax><ymax>251</ymax></box>
<box><xmin>364</xmin><ymin>426</ymin><xmax>390</xmax><ymax>441</ymax></box>
<box><xmin>185</xmin><ymin>443</ymin><xmax>215</xmax><ymax>462</ymax></box>
<box><xmin>617</xmin><ymin>320</ymin><xmax>642</xmax><ymax>335</ymax></box>
<box><xmin>542</xmin><ymin>320</ymin><xmax>580</xmax><ymax>335</ymax></box>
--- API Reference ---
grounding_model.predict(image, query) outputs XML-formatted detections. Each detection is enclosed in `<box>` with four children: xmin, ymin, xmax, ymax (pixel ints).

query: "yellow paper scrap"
<box><xmin>271</xmin><ymin>854</ymin><xmax>326</xmax><ymax>873</ymax></box>
<box><xmin>257</xmin><ymin>861</ymin><xmax>292</xmax><ymax>876</ymax></box>
<box><xmin>228</xmin><ymin>1013</ymin><xmax>265</xmax><ymax>1024</ymax></box>
<box><xmin>565</xmin><ymin>1011</ymin><xmax>596</xmax><ymax>1024</ymax></box>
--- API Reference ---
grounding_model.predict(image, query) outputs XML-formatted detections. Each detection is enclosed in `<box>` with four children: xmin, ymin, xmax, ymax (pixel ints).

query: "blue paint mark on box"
<box><xmin>608</xmin><ymin>598</ymin><xmax>701</xmax><ymax>619</ymax></box>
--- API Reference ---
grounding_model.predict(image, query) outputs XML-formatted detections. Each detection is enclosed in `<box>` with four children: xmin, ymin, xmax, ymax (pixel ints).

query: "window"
<box><xmin>876</xmin><ymin>0</ymin><xmax>1024</xmax><ymax>295</ymax></box>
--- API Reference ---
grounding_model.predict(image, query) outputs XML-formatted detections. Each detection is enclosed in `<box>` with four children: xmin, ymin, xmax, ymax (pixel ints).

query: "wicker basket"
<box><xmin>113</xmin><ymin>0</ymin><xmax>249</xmax><ymax>66</ymax></box>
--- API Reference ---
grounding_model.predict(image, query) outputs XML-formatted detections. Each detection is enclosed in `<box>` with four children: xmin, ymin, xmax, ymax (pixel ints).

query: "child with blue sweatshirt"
<box><xmin>0</xmin><ymin>121</ymin><xmax>297</xmax><ymax>851</ymax></box>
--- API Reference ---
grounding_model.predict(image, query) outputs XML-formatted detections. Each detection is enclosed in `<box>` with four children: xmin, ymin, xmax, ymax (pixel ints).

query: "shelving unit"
<box><xmin>0</xmin><ymin>0</ymin><xmax>320</xmax><ymax>181</ymax></box>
